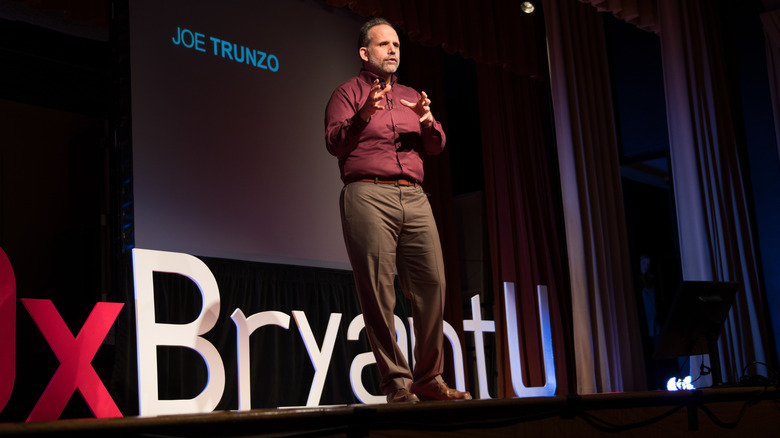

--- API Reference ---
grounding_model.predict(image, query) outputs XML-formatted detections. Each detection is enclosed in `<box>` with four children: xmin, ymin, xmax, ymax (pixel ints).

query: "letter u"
<box><xmin>503</xmin><ymin>282</ymin><xmax>556</xmax><ymax>397</ymax></box>
<box><xmin>233</xmin><ymin>45</ymin><xmax>245</xmax><ymax>63</ymax></box>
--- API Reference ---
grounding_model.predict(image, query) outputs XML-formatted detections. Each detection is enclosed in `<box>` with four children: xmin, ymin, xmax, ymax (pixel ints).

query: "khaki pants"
<box><xmin>340</xmin><ymin>181</ymin><xmax>446</xmax><ymax>395</ymax></box>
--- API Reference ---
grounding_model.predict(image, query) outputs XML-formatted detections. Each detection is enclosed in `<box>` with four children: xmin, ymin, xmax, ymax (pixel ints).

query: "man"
<box><xmin>324</xmin><ymin>17</ymin><xmax>471</xmax><ymax>404</ymax></box>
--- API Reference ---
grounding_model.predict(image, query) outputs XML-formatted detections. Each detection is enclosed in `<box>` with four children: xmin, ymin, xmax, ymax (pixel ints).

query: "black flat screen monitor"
<box><xmin>654</xmin><ymin>281</ymin><xmax>738</xmax><ymax>360</ymax></box>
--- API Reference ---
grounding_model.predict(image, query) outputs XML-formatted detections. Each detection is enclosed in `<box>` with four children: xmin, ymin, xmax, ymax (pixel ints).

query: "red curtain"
<box><xmin>324</xmin><ymin>0</ymin><xmax>545</xmax><ymax>77</ymax></box>
<box><xmin>543</xmin><ymin>0</ymin><xmax>647</xmax><ymax>393</ymax></box>
<box><xmin>477</xmin><ymin>64</ymin><xmax>575</xmax><ymax>396</ymax></box>
<box><xmin>579</xmin><ymin>0</ymin><xmax>775</xmax><ymax>384</ymax></box>
<box><xmin>658</xmin><ymin>0</ymin><xmax>772</xmax><ymax>384</ymax></box>
<box><xmin>578</xmin><ymin>0</ymin><xmax>660</xmax><ymax>34</ymax></box>
<box><xmin>761</xmin><ymin>9</ymin><xmax>780</xmax><ymax>167</ymax></box>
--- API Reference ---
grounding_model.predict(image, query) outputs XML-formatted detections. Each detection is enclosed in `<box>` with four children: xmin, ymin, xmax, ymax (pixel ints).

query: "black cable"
<box><xmin>695</xmin><ymin>386</ymin><xmax>770</xmax><ymax>430</ymax></box>
<box><xmin>739</xmin><ymin>361</ymin><xmax>780</xmax><ymax>387</ymax></box>
<box><xmin>574</xmin><ymin>401</ymin><xmax>688</xmax><ymax>433</ymax></box>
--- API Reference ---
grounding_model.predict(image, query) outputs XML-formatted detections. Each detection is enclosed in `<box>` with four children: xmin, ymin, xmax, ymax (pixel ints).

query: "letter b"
<box><xmin>132</xmin><ymin>248</ymin><xmax>225</xmax><ymax>416</ymax></box>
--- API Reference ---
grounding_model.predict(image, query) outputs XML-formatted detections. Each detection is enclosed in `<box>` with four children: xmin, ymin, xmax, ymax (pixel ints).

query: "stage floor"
<box><xmin>1</xmin><ymin>386</ymin><xmax>779</xmax><ymax>437</ymax></box>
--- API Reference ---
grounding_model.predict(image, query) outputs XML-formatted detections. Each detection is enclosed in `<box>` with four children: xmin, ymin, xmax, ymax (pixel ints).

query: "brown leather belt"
<box><xmin>359</xmin><ymin>177</ymin><xmax>418</xmax><ymax>187</ymax></box>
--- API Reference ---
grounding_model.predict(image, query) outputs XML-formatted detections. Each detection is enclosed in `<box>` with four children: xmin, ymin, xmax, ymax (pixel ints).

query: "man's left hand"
<box><xmin>400</xmin><ymin>91</ymin><xmax>434</xmax><ymax>128</ymax></box>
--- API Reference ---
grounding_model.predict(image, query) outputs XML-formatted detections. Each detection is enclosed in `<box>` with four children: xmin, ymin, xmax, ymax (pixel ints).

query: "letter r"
<box><xmin>0</xmin><ymin>247</ymin><xmax>15</xmax><ymax>412</ymax></box>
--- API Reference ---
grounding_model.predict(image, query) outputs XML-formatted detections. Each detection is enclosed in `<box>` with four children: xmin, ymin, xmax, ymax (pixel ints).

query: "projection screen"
<box><xmin>130</xmin><ymin>0</ymin><xmax>364</xmax><ymax>269</ymax></box>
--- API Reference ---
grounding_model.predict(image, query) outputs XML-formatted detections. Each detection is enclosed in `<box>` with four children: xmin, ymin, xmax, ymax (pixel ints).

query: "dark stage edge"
<box><xmin>2</xmin><ymin>387</ymin><xmax>779</xmax><ymax>437</ymax></box>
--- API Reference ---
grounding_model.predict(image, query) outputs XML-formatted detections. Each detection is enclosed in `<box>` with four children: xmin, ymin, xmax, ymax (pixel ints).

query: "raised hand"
<box><xmin>359</xmin><ymin>79</ymin><xmax>392</xmax><ymax>122</ymax></box>
<box><xmin>400</xmin><ymin>91</ymin><xmax>434</xmax><ymax>128</ymax></box>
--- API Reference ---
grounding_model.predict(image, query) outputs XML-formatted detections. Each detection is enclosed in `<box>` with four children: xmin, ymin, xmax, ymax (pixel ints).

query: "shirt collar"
<box><xmin>359</xmin><ymin>68</ymin><xmax>397</xmax><ymax>86</ymax></box>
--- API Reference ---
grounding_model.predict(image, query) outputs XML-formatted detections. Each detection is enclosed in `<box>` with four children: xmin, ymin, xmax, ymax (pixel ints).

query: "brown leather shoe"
<box><xmin>386</xmin><ymin>388</ymin><xmax>420</xmax><ymax>403</ymax></box>
<box><xmin>411</xmin><ymin>379</ymin><xmax>472</xmax><ymax>401</ymax></box>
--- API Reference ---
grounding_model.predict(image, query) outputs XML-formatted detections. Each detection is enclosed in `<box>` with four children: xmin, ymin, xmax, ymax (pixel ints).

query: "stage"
<box><xmin>1</xmin><ymin>386</ymin><xmax>778</xmax><ymax>437</ymax></box>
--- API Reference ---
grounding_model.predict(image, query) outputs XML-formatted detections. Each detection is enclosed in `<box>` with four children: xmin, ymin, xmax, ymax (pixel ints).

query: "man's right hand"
<box><xmin>359</xmin><ymin>79</ymin><xmax>392</xmax><ymax>122</ymax></box>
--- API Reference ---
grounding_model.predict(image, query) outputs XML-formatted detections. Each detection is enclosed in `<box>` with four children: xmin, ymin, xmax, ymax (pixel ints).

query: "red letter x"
<box><xmin>21</xmin><ymin>299</ymin><xmax>124</xmax><ymax>422</ymax></box>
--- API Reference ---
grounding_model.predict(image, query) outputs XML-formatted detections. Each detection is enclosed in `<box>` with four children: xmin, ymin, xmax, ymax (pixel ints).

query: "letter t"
<box><xmin>462</xmin><ymin>294</ymin><xmax>495</xmax><ymax>399</ymax></box>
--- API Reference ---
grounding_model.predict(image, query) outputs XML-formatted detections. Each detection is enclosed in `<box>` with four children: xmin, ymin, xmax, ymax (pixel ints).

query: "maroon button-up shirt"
<box><xmin>325</xmin><ymin>69</ymin><xmax>446</xmax><ymax>184</ymax></box>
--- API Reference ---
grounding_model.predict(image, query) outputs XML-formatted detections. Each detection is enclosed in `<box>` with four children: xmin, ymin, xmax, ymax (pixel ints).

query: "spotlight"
<box><xmin>666</xmin><ymin>376</ymin><xmax>695</xmax><ymax>391</ymax></box>
<box><xmin>521</xmin><ymin>1</ymin><xmax>535</xmax><ymax>14</ymax></box>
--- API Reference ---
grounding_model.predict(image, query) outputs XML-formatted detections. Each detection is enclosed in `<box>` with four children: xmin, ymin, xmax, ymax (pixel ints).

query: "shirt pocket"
<box><xmin>393</xmin><ymin>105</ymin><xmax>421</xmax><ymax>135</ymax></box>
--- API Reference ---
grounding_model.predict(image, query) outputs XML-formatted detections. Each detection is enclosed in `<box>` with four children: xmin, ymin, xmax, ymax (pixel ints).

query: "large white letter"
<box><xmin>444</xmin><ymin>321</ymin><xmax>467</xmax><ymax>391</ymax></box>
<box><xmin>462</xmin><ymin>294</ymin><xmax>496</xmax><ymax>399</ymax></box>
<box><xmin>347</xmin><ymin>314</ymin><xmax>408</xmax><ymax>404</ymax></box>
<box><xmin>292</xmin><ymin>310</ymin><xmax>341</xmax><ymax>407</ymax></box>
<box><xmin>503</xmin><ymin>283</ymin><xmax>556</xmax><ymax>397</ymax></box>
<box><xmin>407</xmin><ymin>318</ymin><xmax>467</xmax><ymax>392</ymax></box>
<box><xmin>231</xmin><ymin>308</ymin><xmax>290</xmax><ymax>411</ymax></box>
<box><xmin>132</xmin><ymin>248</ymin><xmax>226</xmax><ymax>416</ymax></box>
